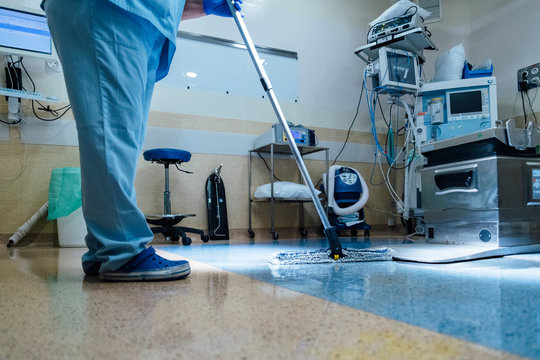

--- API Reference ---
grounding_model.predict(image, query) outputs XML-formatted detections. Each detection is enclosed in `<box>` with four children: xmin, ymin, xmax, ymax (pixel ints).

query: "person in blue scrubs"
<box><xmin>42</xmin><ymin>0</ymin><xmax>242</xmax><ymax>281</ymax></box>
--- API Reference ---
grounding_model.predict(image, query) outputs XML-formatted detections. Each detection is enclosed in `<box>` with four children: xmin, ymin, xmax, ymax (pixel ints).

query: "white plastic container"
<box><xmin>57</xmin><ymin>207</ymin><xmax>87</xmax><ymax>247</ymax></box>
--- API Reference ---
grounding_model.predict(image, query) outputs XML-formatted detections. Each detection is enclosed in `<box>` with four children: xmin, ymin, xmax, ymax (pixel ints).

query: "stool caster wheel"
<box><xmin>201</xmin><ymin>234</ymin><xmax>210</xmax><ymax>242</ymax></box>
<box><xmin>171</xmin><ymin>234</ymin><xmax>180</xmax><ymax>242</ymax></box>
<box><xmin>248</xmin><ymin>230</ymin><xmax>255</xmax><ymax>239</ymax></box>
<box><xmin>182</xmin><ymin>236</ymin><xmax>192</xmax><ymax>246</ymax></box>
<box><xmin>351</xmin><ymin>229</ymin><xmax>358</xmax><ymax>237</ymax></box>
<box><xmin>364</xmin><ymin>229</ymin><xmax>370</xmax><ymax>238</ymax></box>
<box><xmin>272</xmin><ymin>231</ymin><xmax>279</xmax><ymax>240</ymax></box>
<box><xmin>300</xmin><ymin>229</ymin><xmax>308</xmax><ymax>237</ymax></box>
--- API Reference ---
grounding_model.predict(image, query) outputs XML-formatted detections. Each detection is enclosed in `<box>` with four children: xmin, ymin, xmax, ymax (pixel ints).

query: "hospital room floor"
<box><xmin>1</xmin><ymin>236</ymin><xmax>539</xmax><ymax>359</ymax></box>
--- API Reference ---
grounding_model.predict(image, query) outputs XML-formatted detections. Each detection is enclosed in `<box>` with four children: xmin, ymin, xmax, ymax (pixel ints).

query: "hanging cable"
<box><xmin>364</xmin><ymin>69</ymin><xmax>394</xmax><ymax>164</ymax></box>
<box><xmin>525</xmin><ymin>89</ymin><xmax>539</xmax><ymax>125</ymax></box>
<box><xmin>17</xmin><ymin>57</ymin><xmax>72</xmax><ymax>121</ymax></box>
<box><xmin>332</xmin><ymin>79</ymin><xmax>365</xmax><ymax>165</ymax></box>
<box><xmin>257</xmin><ymin>152</ymin><xmax>283</xmax><ymax>182</ymax></box>
<box><xmin>521</xmin><ymin>88</ymin><xmax>529</xmax><ymax>125</ymax></box>
<box><xmin>0</xmin><ymin>124</ymin><xmax>29</xmax><ymax>186</ymax></box>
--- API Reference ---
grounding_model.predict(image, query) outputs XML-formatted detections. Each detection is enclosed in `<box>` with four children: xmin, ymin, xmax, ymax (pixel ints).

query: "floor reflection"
<box><xmin>1</xmin><ymin>240</ymin><xmax>537</xmax><ymax>359</ymax></box>
<box><xmin>169</xmin><ymin>238</ymin><xmax>540</xmax><ymax>358</ymax></box>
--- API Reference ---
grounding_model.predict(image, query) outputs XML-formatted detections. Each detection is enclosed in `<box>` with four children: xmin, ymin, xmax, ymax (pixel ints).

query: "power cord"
<box><xmin>11</xmin><ymin>56</ymin><xmax>72</xmax><ymax>121</ymax></box>
<box><xmin>0</xmin><ymin>123</ymin><xmax>29</xmax><ymax>186</ymax></box>
<box><xmin>332</xmin><ymin>79</ymin><xmax>365</xmax><ymax>166</ymax></box>
<box><xmin>1</xmin><ymin>57</ymin><xmax>22</xmax><ymax>125</ymax></box>
<box><xmin>525</xmin><ymin>89</ymin><xmax>539</xmax><ymax>125</ymax></box>
<box><xmin>256</xmin><ymin>152</ymin><xmax>283</xmax><ymax>182</ymax></box>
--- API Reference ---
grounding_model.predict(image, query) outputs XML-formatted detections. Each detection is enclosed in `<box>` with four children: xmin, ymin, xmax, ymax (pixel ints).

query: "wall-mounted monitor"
<box><xmin>0</xmin><ymin>5</ymin><xmax>53</xmax><ymax>59</ymax></box>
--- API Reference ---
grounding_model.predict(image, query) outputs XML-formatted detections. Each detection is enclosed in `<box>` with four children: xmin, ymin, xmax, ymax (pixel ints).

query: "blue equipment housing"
<box><xmin>322</xmin><ymin>166</ymin><xmax>371</xmax><ymax>238</ymax></box>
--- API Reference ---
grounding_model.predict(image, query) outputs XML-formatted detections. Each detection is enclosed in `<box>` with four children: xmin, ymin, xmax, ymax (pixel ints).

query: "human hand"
<box><xmin>203</xmin><ymin>0</ymin><xmax>243</xmax><ymax>17</ymax></box>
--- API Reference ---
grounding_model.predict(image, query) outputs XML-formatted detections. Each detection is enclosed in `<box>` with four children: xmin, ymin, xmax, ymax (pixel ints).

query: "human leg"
<box><xmin>44</xmin><ymin>0</ymin><xmax>169</xmax><ymax>273</ymax></box>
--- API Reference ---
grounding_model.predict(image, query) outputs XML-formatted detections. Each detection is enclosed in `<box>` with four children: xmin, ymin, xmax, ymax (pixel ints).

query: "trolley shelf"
<box><xmin>252</xmin><ymin>197</ymin><xmax>323</xmax><ymax>203</ymax></box>
<box><xmin>248</xmin><ymin>142</ymin><xmax>329</xmax><ymax>240</ymax></box>
<box><xmin>354</xmin><ymin>27</ymin><xmax>437</xmax><ymax>64</ymax></box>
<box><xmin>251</xmin><ymin>143</ymin><xmax>325</xmax><ymax>156</ymax></box>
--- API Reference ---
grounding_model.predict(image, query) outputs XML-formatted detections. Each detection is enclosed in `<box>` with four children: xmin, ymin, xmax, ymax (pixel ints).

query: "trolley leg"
<box><xmin>270</xmin><ymin>144</ymin><xmax>276</xmax><ymax>238</ymax></box>
<box><xmin>248</xmin><ymin>151</ymin><xmax>254</xmax><ymax>238</ymax></box>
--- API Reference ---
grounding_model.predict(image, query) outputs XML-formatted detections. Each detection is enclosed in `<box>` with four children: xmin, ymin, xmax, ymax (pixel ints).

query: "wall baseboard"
<box><xmin>0</xmin><ymin>225</ymin><xmax>409</xmax><ymax>248</ymax></box>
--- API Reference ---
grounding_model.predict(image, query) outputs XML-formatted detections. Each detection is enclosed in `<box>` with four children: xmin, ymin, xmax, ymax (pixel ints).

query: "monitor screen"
<box><xmin>0</xmin><ymin>6</ymin><xmax>52</xmax><ymax>57</ymax></box>
<box><xmin>449</xmin><ymin>90</ymin><xmax>483</xmax><ymax>115</ymax></box>
<box><xmin>290</xmin><ymin>130</ymin><xmax>302</xmax><ymax>140</ymax></box>
<box><xmin>371</xmin><ymin>47</ymin><xmax>419</xmax><ymax>94</ymax></box>
<box><xmin>533</xmin><ymin>169</ymin><xmax>540</xmax><ymax>200</ymax></box>
<box><xmin>387</xmin><ymin>52</ymin><xmax>417</xmax><ymax>86</ymax></box>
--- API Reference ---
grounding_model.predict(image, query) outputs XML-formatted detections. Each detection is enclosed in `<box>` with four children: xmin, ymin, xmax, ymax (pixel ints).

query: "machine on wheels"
<box><xmin>322</xmin><ymin>166</ymin><xmax>371</xmax><ymax>238</ymax></box>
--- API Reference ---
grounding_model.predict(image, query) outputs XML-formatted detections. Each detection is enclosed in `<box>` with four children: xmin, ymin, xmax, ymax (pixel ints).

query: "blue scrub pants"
<box><xmin>45</xmin><ymin>0</ymin><xmax>166</xmax><ymax>273</ymax></box>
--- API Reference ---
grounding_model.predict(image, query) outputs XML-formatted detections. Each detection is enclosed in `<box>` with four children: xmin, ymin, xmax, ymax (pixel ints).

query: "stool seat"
<box><xmin>143</xmin><ymin>148</ymin><xmax>191</xmax><ymax>164</ymax></box>
<box><xmin>143</xmin><ymin>147</ymin><xmax>208</xmax><ymax>245</ymax></box>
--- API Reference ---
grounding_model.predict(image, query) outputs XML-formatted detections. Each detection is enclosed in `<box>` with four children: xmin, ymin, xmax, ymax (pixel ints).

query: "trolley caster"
<box><xmin>171</xmin><ymin>234</ymin><xmax>179</xmax><ymax>242</ymax></box>
<box><xmin>201</xmin><ymin>234</ymin><xmax>210</xmax><ymax>242</ymax></box>
<box><xmin>248</xmin><ymin>230</ymin><xmax>255</xmax><ymax>239</ymax></box>
<box><xmin>300</xmin><ymin>228</ymin><xmax>308</xmax><ymax>237</ymax></box>
<box><xmin>271</xmin><ymin>231</ymin><xmax>279</xmax><ymax>240</ymax></box>
<box><xmin>182</xmin><ymin>236</ymin><xmax>192</xmax><ymax>246</ymax></box>
<box><xmin>364</xmin><ymin>229</ymin><xmax>370</xmax><ymax>238</ymax></box>
<box><xmin>351</xmin><ymin>229</ymin><xmax>358</xmax><ymax>237</ymax></box>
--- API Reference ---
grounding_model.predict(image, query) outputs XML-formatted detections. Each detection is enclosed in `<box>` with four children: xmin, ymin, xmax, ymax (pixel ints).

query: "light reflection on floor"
<box><xmin>165</xmin><ymin>237</ymin><xmax>540</xmax><ymax>359</ymax></box>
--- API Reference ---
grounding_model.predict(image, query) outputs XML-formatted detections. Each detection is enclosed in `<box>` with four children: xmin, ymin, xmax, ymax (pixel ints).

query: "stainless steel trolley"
<box><xmin>248</xmin><ymin>143</ymin><xmax>329</xmax><ymax>240</ymax></box>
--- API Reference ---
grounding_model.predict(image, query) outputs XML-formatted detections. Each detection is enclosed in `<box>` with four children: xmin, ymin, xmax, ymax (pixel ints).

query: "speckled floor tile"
<box><xmin>1</xmin><ymin>244</ymin><xmax>530</xmax><ymax>360</ymax></box>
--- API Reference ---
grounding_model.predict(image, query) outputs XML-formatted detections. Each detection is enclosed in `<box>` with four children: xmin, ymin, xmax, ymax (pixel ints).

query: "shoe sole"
<box><xmin>99</xmin><ymin>264</ymin><xmax>191</xmax><ymax>282</ymax></box>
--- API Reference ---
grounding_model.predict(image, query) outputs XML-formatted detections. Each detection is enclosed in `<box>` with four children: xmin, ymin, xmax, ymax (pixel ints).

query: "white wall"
<box><xmin>1</xmin><ymin>0</ymin><xmax>387</xmax><ymax>133</ymax></box>
<box><xmin>420</xmin><ymin>0</ymin><xmax>470</xmax><ymax>81</ymax></box>
<box><xmin>153</xmin><ymin>0</ymin><xmax>389</xmax><ymax>132</ymax></box>
<box><xmin>4</xmin><ymin>0</ymin><xmax>538</xmax><ymax>136</ymax></box>
<box><xmin>466</xmin><ymin>0</ymin><xmax>540</xmax><ymax>121</ymax></box>
<box><xmin>422</xmin><ymin>0</ymin><xmax>540</xmax><ymax>122</ymax></box>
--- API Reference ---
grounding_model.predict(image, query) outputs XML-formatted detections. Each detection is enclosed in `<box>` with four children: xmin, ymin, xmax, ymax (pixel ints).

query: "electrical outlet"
<box><xmin>45</xmin><ymin>59</ymin><xmax>61</xmax><ymax>73</ymax></box>
<box><xmin>517</xmin><ymin>63</ymin><xmax>540</xmax><ymax>91</ymax></box>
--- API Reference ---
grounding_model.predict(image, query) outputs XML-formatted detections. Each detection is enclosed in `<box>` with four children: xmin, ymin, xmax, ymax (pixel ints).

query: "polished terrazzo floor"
<box><xmin>1</xmin><ymin>237</ymin><xmax>538</xmax><ymax>359</ymax></box>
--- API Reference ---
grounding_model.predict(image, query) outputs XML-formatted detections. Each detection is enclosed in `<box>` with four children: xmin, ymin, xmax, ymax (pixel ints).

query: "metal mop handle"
<box><xmin>226</xmin><ymin>0</ymin><xmax>343</xmax><ymax>258</ymax></box>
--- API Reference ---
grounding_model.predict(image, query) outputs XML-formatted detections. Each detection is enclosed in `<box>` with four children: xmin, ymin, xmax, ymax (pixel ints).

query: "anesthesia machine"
<box><xmin>355</xmin><ymin>1</ymin><xmax>540</xmax><ymax>252</ymax></box>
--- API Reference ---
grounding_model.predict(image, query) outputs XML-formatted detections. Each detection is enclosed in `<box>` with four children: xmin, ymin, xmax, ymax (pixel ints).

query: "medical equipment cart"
<box><xmin>248</xmin><ymin>143</ymin><xmax>329</xmax><ymax>240</ymax></box>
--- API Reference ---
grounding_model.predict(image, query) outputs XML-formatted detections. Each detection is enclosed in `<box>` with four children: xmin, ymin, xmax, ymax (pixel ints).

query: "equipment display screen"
<box><xmin>449</xmin><ymin>90</ymin><xmax>483</xmax><ymax>115</ymax></box>
<box><xmin>0</xmin><ymin>7</ymin><xmax>52</xmax><ymax>55</ymax></box>
<box><xmin>290</xmin><ymin>130</ymin><xmax>302</xmax><ymax>140</ymax></box>
<box><xmin>533</xmin><ymin>169</ymin><xmax>540</xmax><ymax>200</ymax></box>
<box><xmin>387</xmin><ymin>52</ymin><xmax>416</xmax><ymax>85</ymax></box>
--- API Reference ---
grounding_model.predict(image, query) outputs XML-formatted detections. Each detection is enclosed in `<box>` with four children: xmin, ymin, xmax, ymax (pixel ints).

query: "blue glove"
<box><xmin>203</xmin><ymin>0</ymin><xmax>242</xmax><ymax>17</ymax></box>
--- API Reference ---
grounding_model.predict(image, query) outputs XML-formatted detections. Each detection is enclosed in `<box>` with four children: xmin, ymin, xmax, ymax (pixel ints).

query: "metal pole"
<box><xmin>227</xmin><ymin>0</ymin><xmax>342</xmax><ymax>257</ymax></box>
<box><xmin>248</xmin><ymin>151</ymin><xmax>253</xmax><ymax>235</ymax></box>
<box><xmin>164</xmin><ymin>164</ymin><xmax>171</xmax><ymax>215</ymax></box>
<box><xmin>270</xmin><ymin>144</ymin><xmax>275</xmax><ymax>237</ymax></box>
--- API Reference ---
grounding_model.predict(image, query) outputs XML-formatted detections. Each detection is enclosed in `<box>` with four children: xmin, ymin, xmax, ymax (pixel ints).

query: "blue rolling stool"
<box><xmin>143</xmin><ymin>148</ymin><xmax>209</xmax><ymax>245</ymax></box>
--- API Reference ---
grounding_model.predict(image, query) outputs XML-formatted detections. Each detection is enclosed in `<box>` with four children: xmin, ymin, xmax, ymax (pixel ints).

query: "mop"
<box><xmin>227</xmin><ymin>0</ymin><xmax>394</xmax><ymax>264</ymax></box>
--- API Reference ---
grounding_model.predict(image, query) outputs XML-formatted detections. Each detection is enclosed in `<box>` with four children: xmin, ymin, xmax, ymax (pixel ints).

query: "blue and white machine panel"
<box><xmin>417</xmin><ymin>77</ymin><xmax>498</xmax><ymax>143</ymax></box>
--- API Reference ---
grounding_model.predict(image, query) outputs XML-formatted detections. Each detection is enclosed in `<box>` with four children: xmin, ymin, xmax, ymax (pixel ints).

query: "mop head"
<box><xmin>268</xmin><ymin>247</ymin><xmax>396</xmax><ymax>265</ymax></box>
